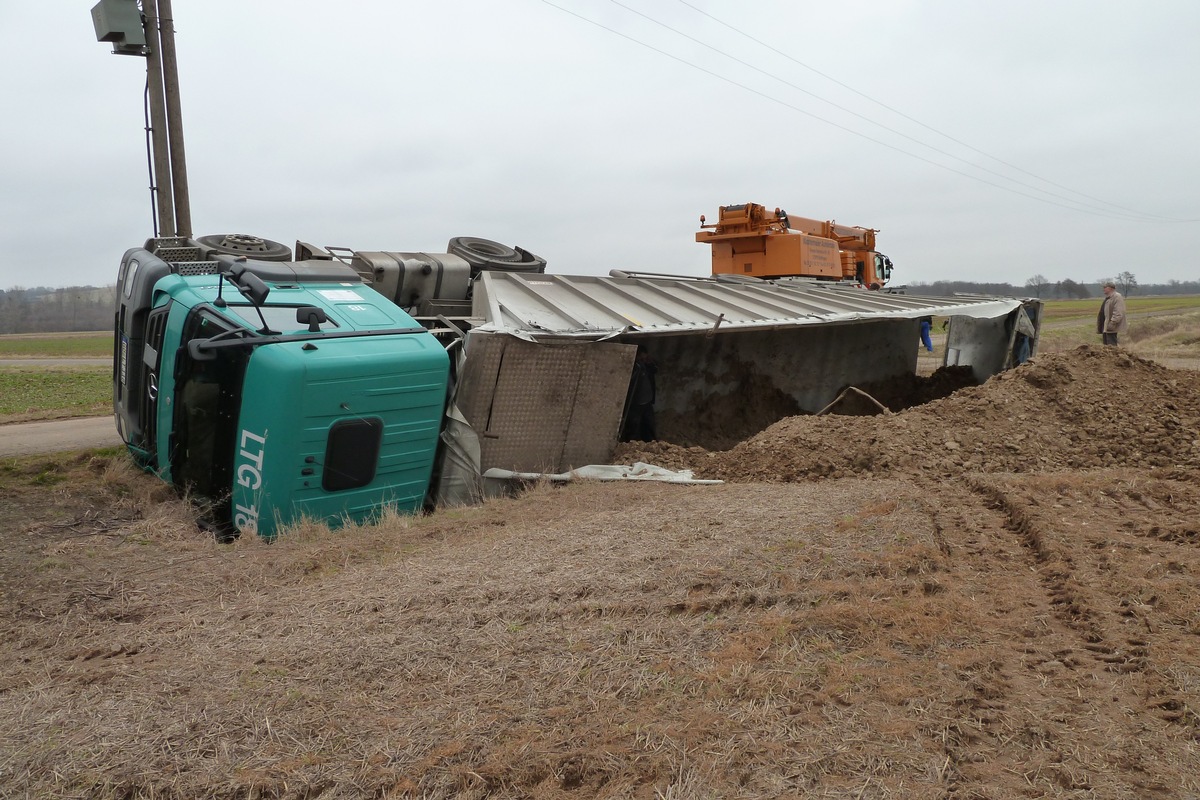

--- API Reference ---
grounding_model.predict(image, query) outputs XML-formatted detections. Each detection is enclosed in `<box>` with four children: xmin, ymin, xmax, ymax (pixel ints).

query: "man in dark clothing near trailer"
<box><xmin>623</xmin><ymin>346</ymin><xmax>658</xmax><ymax>442</ymax></box>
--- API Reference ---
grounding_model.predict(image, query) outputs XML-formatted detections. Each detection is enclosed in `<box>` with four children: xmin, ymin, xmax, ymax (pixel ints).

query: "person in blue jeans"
<box><xmin>919</xmin><ymin>316</ymin><xmax>934</xmax><ymax>352</ymax></box>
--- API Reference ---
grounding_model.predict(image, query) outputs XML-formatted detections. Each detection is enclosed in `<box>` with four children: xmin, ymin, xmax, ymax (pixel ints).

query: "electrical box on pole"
<box><xmin>91</xmin><ymin>0</ymin><xmax>146</xmax><ymax>56</ymax></box>
<box><xmin>92</xmin><ymin>0</ymin><xmax>191</xmax><ymax>239</ymax></box>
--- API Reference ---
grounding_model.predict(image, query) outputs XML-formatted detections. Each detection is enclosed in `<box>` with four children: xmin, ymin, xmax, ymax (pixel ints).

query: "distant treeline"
<box><xmin>3</xmin><ymin>278</ymin><xmax>1200</xmax><ymax>334</ymax></box>
<box><xmin>905</xmin><ymin>279</ymin><xmax>1200</xmax><ymax>300</ymax></box>
<box><xmin>0</xmin><ymin>286</ymin><xmax>116</xmax><ymax>334</ymax></box>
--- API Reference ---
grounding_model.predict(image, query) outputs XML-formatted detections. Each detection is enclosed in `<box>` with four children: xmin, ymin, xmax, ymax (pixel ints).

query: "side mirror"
<box><xmin>225</xmin><ymin>261</ymin><xmax>270</xmax><ymax>305</ymax></box>
<box><xmin>235</xmin><ymin>271</ymin><xmax>271</xmax><ymax>306</ymax></box>
<box><xmin>187</xmin><ymin>338</ymin><xmax>217</xmax><ymax>362</ymax></box>
<box><xmin>296</xmin><ymin>306</ymin><xmax>328</xmax><ymax>332</ymax></box>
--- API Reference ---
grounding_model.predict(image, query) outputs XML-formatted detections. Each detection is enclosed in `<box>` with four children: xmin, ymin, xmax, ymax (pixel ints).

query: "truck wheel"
<box><xmin>197</xmin><ymin>233</ymin><xmax>293</xmax><ymax>262</ymax></box>
<box><xmin>447</xmin><ymin>236</ymin><xmax>547</xmax><ymax>274</ymax></box>
<box><xmin>447</xmin><ymin>236</ymin><xmax>520</xmax><ymax>263</ymax></box>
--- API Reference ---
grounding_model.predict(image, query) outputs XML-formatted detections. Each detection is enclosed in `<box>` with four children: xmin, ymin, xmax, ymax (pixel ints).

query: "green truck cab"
<box><xmin>114</xmin><ymin>243</ymin><xmax>449</xmax><ymax>538</ymax></box>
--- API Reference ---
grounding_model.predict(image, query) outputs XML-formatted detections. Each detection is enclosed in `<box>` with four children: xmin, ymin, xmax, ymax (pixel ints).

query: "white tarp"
<box><xmin>482</xmin><ymin>462</ymin><xmax>723</xmax><ymax>485</ymax></box>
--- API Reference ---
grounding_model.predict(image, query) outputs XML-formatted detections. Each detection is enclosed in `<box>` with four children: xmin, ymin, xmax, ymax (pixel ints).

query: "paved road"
<box><xmin>0</xmin><ymin>416</ymin><xmax>121</xmax><ymax>457</ymax></box>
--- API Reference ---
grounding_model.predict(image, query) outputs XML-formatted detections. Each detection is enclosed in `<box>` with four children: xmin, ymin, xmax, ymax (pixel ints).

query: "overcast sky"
<box><xmin>2</xmin><ymin>1</ymin><xmax>1197</xmax><ymax>291</ymax></box>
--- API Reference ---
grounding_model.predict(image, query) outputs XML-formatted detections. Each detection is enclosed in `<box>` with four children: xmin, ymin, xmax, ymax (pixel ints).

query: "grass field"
<box><xmin>4</xmin><ymin>344</ymin><xmax>1200</xmax><ymax>798</ymax></box>
<box><xmin>0</xmin><ymin>333</ymin><xmax>112</xmax><ymax>422</ymax></box>
<box><xmin>0</xmin><ymin>331</ymin><xmax>111</xmax><ymax>358</ymax></box>
<box><xmin>1037</xmin><ymin>293</ymin><xmax>1200</xmax><ymax>323</ymax></box>
<box><xmin>1034</xmin><ymin>295</ymin><xmax>1200</xmax><ymax>361</ymax></box>
<box><xmin>0</xmin><ymin>367</ymin><xmax>111</xmax><ymax>421</ymax></box>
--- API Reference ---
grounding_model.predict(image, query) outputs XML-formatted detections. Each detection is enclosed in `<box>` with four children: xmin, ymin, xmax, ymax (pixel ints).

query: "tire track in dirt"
<box><xmin>965</xmin><ymin>475</ymin><xmax>1196</xmax><ymax>736</ymax></box>
<box><xmin>914</xmin><ymin>481</ymin><xmax>1057</xmax><ymax>796</ymax></box>
<box><xmin>967</xmin><ymin>477</ymin><xmax>1120</xmax><ymax>661</ymax></box>
<box><xmin>910</xmin><ymin>473</ymin><xmax>1200</xmax><ymax>797</ymax></box>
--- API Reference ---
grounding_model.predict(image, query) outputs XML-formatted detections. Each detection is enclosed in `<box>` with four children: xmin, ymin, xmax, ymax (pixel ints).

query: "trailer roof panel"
<box><xmin>471</xmin><ymin>273</ymin><xmax>1025</xmax><ymax>337</ymax></box>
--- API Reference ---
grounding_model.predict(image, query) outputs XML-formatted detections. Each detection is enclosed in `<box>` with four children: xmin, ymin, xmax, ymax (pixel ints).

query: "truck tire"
<box><xmin>197</xmin><ymin>233</ymin><xmax>293</xmax><ymax>262</ymax></box>
<box><xmin>446</xmin><ymin>236</ymin><xmax>547</xmax><ymax>275</ymax></box>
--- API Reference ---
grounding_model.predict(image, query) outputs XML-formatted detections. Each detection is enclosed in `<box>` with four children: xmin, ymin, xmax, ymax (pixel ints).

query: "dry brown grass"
<box><xmin>4</xmin><ymin>456</ymin><xmax>1198</xmax><ymax>798</ymax></box>
<box><xmin>4</xmin><ymin>346</ymin><xmax>1200</xmax><ymax>797</ymax></box>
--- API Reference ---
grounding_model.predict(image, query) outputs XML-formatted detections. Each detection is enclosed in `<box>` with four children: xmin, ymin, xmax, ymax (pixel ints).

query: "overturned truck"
<box><xmin>97</xmin><ymin>1</ymin><xmax>1040</xmax><ymax>536</ymax></box>
<box><xmin>114</xmin><ymin>233</ymin><xmax>1040</xmax><ymax>537</ymax></box>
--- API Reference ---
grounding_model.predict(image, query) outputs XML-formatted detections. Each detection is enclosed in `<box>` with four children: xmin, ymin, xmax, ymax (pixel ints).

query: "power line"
<box><xmin>539</xmin><ymin>0</ymin><xmax>1197</xmax><ymax>223</ymax></box>
<box><xmin>674</xmin><ymin>0</ymin><xmax>1194</xmax><ymax>224</ymax></box>
<box><xmin>609</xmin><ymin>0</ymin><xmax>1173</xmax><ymax>222</ymax></box>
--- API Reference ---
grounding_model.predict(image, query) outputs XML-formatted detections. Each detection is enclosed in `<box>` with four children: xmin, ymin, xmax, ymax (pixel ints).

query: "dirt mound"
<box><xmin>646</xmin><ymin>364</ymin><xmax>980</xmax><ymax>451</ymax></box>
<box><xmin>619</xmin><ymin>346</ymin><xmax>1200</xmax><ymax>481</ymax></box>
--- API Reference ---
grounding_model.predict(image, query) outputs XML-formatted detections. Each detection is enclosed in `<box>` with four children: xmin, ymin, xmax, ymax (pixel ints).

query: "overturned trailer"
<box><xmin>439</xmin><ymin>271</ymin><xmax>1041</xmax><ymax>500</ymax></box>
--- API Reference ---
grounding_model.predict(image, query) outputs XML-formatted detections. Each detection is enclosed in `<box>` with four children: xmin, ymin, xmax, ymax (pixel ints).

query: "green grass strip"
<box><xmin>0</xmin><ymin>368</ymin><xmax>111</xmax><ymax>416</ymax></box>
<box><xmin>0</xmin><ymin>334</ymin><xmax>112</xmax><ymax>358</ymax></box>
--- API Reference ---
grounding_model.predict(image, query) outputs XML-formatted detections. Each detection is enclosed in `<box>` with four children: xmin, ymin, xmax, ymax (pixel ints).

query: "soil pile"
<box><xmin>618</xmin><ymin>346</ymin><xmax>1200</xmax><ymax>480</ymax></box>
<box><xmin>652</xmin><ymin>364</ymin><xmax>980</xmax><ymax>452</ymax></box>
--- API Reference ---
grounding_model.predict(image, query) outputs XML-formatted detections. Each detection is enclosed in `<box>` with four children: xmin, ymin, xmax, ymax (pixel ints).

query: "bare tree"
<box><xmin>1116</xmin><ymin>271</ymin><xmax>1138</xmax><ymax>296</ymax></box>
<box><xmin>1024</xmin><ymin>274</ymin><xmax>1050</xmax><ymax>298</ymax></box>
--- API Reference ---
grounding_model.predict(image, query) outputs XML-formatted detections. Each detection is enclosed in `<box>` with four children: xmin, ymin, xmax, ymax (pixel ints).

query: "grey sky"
<box><xmin>2</xmin><ymin>1</ymin><xmax>1197</xmax><ymax>291</ymax></box>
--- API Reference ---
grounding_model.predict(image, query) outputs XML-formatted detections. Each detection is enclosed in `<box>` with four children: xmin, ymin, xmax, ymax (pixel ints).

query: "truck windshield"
<box><xmin>875</xmin><ymin>254</ymin><xmax>893</xmax><ymax>282</ymax></box>
<box><xmin>224</xmin><ymin>304</ymin><xmax>340</xmax><ymax>333</ymax></box>
<box><xmin>172</xmin><ymin>308</ymin><xmax>249</xmax><ymax>504</ymax></box>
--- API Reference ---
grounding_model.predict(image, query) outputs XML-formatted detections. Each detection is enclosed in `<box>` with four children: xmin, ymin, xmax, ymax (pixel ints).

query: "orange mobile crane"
<box><xmin>695</xmin><ymin>203</ymin><xmax>894</xmax><ymax>288</ymax></box>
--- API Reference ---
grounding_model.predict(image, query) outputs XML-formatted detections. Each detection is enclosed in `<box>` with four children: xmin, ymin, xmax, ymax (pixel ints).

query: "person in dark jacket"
<box><xmin>623</xmin><ymin>346</ymin><xmax>658</xmax><ymax>442</ymax></box>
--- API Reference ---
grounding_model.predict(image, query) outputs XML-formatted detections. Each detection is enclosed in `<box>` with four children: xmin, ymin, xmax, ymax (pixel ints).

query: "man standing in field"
<box><xmin>1098</xmin><ymin>281</ymin><xmax>1128</xmax><ymax>346</ymax></box>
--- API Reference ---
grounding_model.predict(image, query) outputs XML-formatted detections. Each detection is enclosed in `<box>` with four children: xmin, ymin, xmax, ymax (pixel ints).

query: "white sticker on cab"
<box><xmin>318</xmin><ymin>289</ymin><xmax>362</xmax><ymax>302</ymax></box>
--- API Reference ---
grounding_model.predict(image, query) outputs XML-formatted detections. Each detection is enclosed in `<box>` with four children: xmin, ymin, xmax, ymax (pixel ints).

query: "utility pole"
<box><xmin>92</xmin><ymin>0</ymin><xmax>191</xmax><ymax>239</ymax></box>
<box><xmin>155</xmin><ymin>0</ymin><xmax>192</xmax><ymax>239</ymax></box>
<box><xmin>141</xmin><ymin>0</ymin><xmax>174</xmax><ymax>236</ymax></box>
